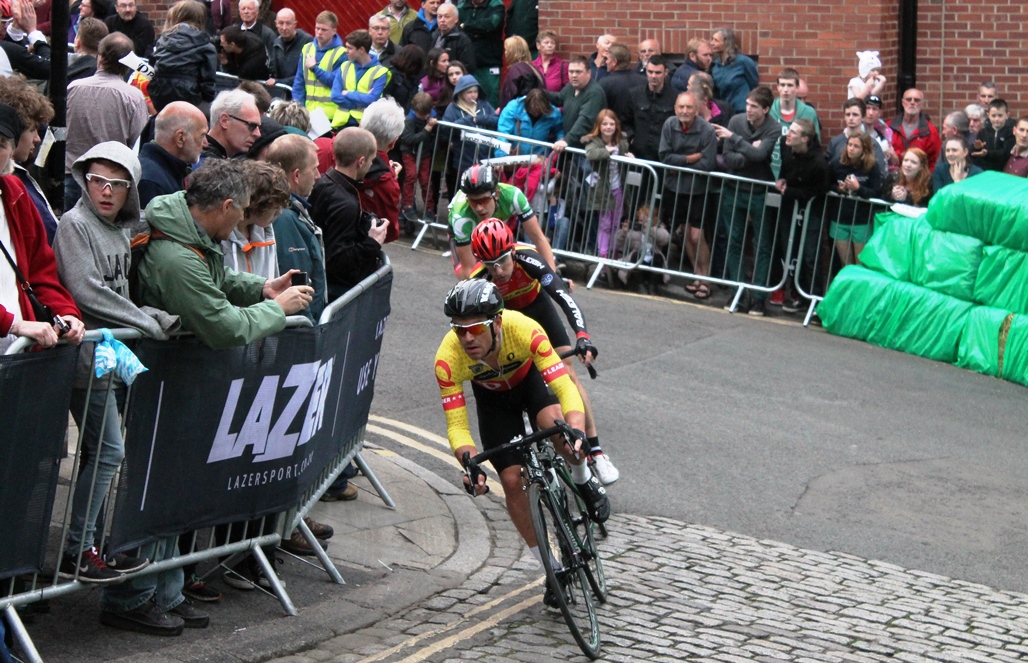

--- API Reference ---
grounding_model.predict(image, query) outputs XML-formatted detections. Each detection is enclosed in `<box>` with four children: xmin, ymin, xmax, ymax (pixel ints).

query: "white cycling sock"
<box><xmin>571</xmin><ymin>461</ymin><xmax>591</xmax><ymax>484</ymax></box>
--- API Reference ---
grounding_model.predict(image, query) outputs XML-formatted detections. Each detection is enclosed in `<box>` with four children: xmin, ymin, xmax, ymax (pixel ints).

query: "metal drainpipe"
<box><xmin>898</xmin><ymin>0</ymin><xmax>918</xmax><ymax>114</ymax></box>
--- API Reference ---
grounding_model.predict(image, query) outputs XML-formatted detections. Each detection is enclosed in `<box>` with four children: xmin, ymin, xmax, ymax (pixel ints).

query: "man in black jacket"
<box><xmin>458</xmin><ymin>0</ymin><xmax>503</xmax><ymax>105</ymax></box>
<box><xmin>598</xmin><ymin>43</ymin><xmax>640</xmax><ymax>124</ymax></box>
<box><xmin>0</xmin><ymin>0</ymin><xmax>50</xmax><ymax>80</ymax></box>
<box><xmin>104</xmin><ymin>0</ymin><xmax>154</xmax><ymax>58</ymax></box>
<box><xmin>220</xmin><ymin>25</ymin><xmax>270</xmax><ymax>81</ymax></box>
<box><xmin>268</xmin><ymin>8</ymin><xmax>311</xmax><ymax>87</ymax></box>
<box><xmin>622</xmin><ymin>55</ymin><xmax>676</xmax><ymax>162</ymax></box>
<box><xmin>237</xmin><ymin>0</ymin><xmax>275</xmax><ymax>59</ymax></box>
<box><xmin>400</xmin><ymin>0</ymin><xmax>439</xmax><ymax>53</ymax></box>
<box><xmin>309</xmin><ymin>127</ymin><xmax>389</xmax><ymax>298</ymax></box>
<box><xmin>431</xmin><ymin>2</ymin><xmax>475</xmax><ymax>71</ymax></box>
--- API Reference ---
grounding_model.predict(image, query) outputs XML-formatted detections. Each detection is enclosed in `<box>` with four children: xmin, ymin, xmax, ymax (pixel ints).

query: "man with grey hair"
<box><xmin>64</xmin><ymin>31</ymin><xmax>149</xmax><ymax>209</ymax></box>
<box><xmin>236</xmin><ymin>0</ymin><xmax>276</xmax><ymax>59</ymax></box>
<box><xmin>203</xmin><ymin>89</ymin><xmax>262</xmax><ymax>160</ymax></box>
<box><xmin>310</xmin><ymin>127</ymin><xmax>388</xmax><ymax>298</ymax></box>
<box><xmin>368</xmin><ymin>14</ymin><xmax>396</xmax><ymax>68</ymax></box>
<box><xmin>138</xmin><ymin>158</ymin><xmax>314</xmax><ymax>349</ymax></box>
<box><xmin>966</xmin><ymin>103</ymin><xmax>985</xmax><ymax>145</ymax></box>
<box><xmin>359</xmin><ymin>98</ymin><xmax>405</xmax><ymax>243</ymax></box>
<box><xmin>139</xmin><ymin>102</ymin><xmax>210</xmax><ymax>207</ymax></box>
<box><xmin>431</xmin><ymin>3</ymin><xmax>475</xmax><ymax>71</ymax></box>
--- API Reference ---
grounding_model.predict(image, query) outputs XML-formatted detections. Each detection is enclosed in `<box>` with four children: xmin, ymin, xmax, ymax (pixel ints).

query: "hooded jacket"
<box><xmin>442</xmin><ymin>75</ymin><xmax>499</xmax><ymax>174</ymax></box>
<box><xmin>148</xmin><ymin>24</ymin><xmax>218</xmax><ymax>111</ymax></box>
<box><xmin>137</xmin><ymin>192</ymin><xmax>286</xmax><ymax>349</ymax></box>
<box><xmin>273</xmin><ymin>194</ymin><xmax>326</xmax><ymax>323</ymax></box>
<box><xmin>496</xmin><ymin>96</ymin><xmax>563</xmax><ymax>157</ymax></box>
<box><xmin>53</xmin><ymin>142</ymin><xmax>180</xmax><ymax>384</ymax></box>
<box><xmin>221</xmin><ymin>224</ymin><xmax>278</xmax><ymax>279</ymax></box>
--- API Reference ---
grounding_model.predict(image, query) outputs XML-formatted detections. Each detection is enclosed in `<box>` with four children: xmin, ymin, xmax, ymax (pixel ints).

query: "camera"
<box><xmin>291</xmin><ymin>271</ymin><xmax>311</xmax><ymax>287</ymax></box>
<box><xmin>53</xmin><ymin>315</ymin><xmax>71</xmax><ymax>336</ymax></box>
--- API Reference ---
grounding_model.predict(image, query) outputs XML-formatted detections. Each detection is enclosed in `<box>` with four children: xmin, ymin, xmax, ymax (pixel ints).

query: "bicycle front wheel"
<box><xmin>529</xmin><ymin>482</ymin><xmax>600</xmax><ymax>660</ymax></box>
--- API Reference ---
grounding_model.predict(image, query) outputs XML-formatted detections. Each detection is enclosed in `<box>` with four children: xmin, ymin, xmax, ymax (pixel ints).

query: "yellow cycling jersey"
<box><xmin>434</xmin><ymin>309</ymin><xmax>584</xmax><ymax>452</ymax></box>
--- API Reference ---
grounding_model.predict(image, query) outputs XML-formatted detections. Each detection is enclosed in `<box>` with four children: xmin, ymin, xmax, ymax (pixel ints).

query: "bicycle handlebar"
<box><xmin>559</xmin><ymin>347</ymin><xmax>598</xmax><ymax>380</ymax></box>
<box><xmin>462</xmin><ymin>420</ymin><xmax>583</xmax><ymax>494</ymax></box>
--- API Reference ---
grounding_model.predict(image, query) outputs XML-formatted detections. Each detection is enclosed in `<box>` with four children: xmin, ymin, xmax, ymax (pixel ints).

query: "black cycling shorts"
<box><xmin>471</xmin><ymin>365</ymin><xmax>559</xmax><ymax>474</ymax></box>
<box><xmin>517</xmin><ymin>293</ymin><xmax>571</xmax><ymax>349</ymax></box>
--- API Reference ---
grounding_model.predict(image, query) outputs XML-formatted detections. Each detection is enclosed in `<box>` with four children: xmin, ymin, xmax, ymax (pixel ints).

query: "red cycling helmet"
<box><xmin>471</xmin><ymin>218</ymin><xmax>514</xmax><ymax>261</ymax></box>
<box><xmin>0</xmin><ymin>0</ymin><xmax>13</xmax><ymax>20</ymax></box>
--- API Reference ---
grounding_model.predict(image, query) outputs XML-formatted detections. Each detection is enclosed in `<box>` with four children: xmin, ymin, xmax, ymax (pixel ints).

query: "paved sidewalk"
<box><xmin>25</xmin><ymin>443</ymin><xmax>491</xmax><ymax>663</ymax></box>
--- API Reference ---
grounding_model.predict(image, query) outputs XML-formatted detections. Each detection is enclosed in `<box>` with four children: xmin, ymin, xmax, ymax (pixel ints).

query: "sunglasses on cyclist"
<box><xmin>450</xmin><ymin>318</ymin><xmax>495</xmax><ymax>336</ymax></box>
<box><xmin>481</xmin><ymin>251</ymin><xmax>512</xmax><ymax>268</ymax></box>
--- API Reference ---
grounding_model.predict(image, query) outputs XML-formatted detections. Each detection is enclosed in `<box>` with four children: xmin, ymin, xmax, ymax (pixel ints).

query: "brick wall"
<box><xmin>540</xmin><ymin>0</ymin><xmax>1026</xmax><ymax>132</ymax></box>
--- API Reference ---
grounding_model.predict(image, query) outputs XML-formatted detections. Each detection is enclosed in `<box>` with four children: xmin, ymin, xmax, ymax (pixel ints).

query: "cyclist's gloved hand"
<box><xmin>565</xmin><ymin>427</ymin><xmax>587</xmax><ymax>457</ymax></box>
<box><xmin>461</xmin><ymin>451</ymin><xmax>489</xmax><ymax>496</ymax></box>
<box><xmin>575</xmin><ymin>336</ymin><xmax>598</xmax><ymax>364</ymax></box>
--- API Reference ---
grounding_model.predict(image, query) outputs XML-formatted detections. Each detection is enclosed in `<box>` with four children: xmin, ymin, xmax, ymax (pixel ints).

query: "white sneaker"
<box><xmin>590</xmin><ymin>453</ymin><xmax>620</xmax><ymax>485</ymax></box>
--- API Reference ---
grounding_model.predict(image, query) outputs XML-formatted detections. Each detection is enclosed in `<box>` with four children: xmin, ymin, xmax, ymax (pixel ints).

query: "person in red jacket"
<box><xmin>888</xmin><ymin>88</ymin><xmax>942</xmax><ymax>171</ymax></box>
<box><xmin>359</xmin><ymin>98</ymin><xmax>405</xmax><ymax>243</ymax></box>
<box><xmin>0</xmin><ymin>103</ymin><xmax>85</xmax><ymax>349</ymax></box>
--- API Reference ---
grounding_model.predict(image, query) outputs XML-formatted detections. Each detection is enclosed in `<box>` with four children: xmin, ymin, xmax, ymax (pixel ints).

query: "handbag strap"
<box><xmin>0</xmin><ymin>235</ymin><xmax>35</xmax><ymax>296</ymax></box>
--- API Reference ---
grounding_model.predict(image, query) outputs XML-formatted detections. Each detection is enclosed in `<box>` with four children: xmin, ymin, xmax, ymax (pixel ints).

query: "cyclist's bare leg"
<box><xmin>554</xmin><ymin>344</ymin><xmax>598</xmax><ymax>438</ymax></box>
<box><xmin>500</xmin><ymin>464</ymin><xmax>537</xmax><ymax>547</ymax></box>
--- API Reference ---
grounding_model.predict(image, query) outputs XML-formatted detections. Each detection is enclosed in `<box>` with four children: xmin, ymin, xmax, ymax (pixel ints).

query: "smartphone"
<box><xmin>291</xmin><ymin>272</ymin><xmax>311</xmax><ymax>287</ymax></box>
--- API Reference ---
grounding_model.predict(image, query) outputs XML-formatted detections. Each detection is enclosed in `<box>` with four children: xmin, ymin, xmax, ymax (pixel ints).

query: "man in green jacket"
<box><xmin>138</xmin><ymin>159</ymin><xmax>314</xmax><ymax>349</ymax></box>
<box><xmin>458</xmin><ymin>0</ymin><xmax>504</xmax><ymax>105</ymax></box>
<box><xmin>547</xmin><ymin>56</ymin><xmax>607</xmax><ymax>152</ymax></box>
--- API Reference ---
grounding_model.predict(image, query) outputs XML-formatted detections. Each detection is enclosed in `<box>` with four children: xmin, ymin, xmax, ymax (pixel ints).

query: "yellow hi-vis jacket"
<box><xmin>302</xmin><ymin>42</ymin><xmax>346</xmax><ymax>124</ymax></box>
<box><xmin>330</xmin><ymin>60</ymin><xmax>392</xmax><ymax>129</ymax></box>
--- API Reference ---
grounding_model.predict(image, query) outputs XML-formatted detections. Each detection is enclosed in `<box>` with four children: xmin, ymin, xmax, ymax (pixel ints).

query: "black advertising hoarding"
<box><xmin>110</xmin><ymin>273</ymin><xmax>392</xmax><ymax>550</ymax></box>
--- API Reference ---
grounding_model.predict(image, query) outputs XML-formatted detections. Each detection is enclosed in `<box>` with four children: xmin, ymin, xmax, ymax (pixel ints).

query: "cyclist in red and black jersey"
<box><xmin>469</xmin><ymin>219</ymin><xmax>620</xmax><ymax>484</ymax></box>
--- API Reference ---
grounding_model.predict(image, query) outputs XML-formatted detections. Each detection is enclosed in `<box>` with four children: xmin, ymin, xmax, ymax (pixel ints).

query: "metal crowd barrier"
<box><xmin>792</xmin><ymin>192</ymin><xmax>893</xmax><ymax>326</ymax></box>
<box><xmin>1</xmin><ymin>256</ymin><xmax>392</xmax><ymax>662</ymax></box>
<box><xmin>214</xmin><ymin>72</ymin><xmax>294</xmax><ymax>100</ymax></box>
<box><xmin>405</xmin><ymin>121</ymin><xmax>808</xmax><ymax>299</ymax></box>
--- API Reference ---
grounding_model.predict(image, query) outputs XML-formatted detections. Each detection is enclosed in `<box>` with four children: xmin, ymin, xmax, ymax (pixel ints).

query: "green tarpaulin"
<box><xmin>858</xmin><ymin>212</ymin><xmax>926</xmax><ymax>281</ymax></box>
<box><xmin>925</xmin><ymin>172</ymin><xmax>1028</xmax><ymax>252</ymax></box>
<box><xmin>972</xmin><ymin>245</ymin><xmax>1028</xmax><ymax>314</ymax></box>
<box><xmin>1000</xmin><ymin>315</ymin><xmax>1028</xmax><ymax>387</ymax></box>
<box><xmin>818</xmin><ymin>265</ymin><xmax>895</xmax><ymax>340</ymax></box>
<box><xmin>955</xmin><ymin>306</ymin><xmax>1011</xmax><ymax>377</ymax></box>
<box><xmin>909</xmin><ymin>229</ymin><xmax>983</xmax><ymax>301</ymax></box>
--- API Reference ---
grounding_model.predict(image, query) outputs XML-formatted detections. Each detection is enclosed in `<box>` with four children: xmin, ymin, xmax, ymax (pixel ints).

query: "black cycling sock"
<box><xmin>587</xmin><ymin>436</ymin><xmax>601</xmax><ymax>455</ymax></box>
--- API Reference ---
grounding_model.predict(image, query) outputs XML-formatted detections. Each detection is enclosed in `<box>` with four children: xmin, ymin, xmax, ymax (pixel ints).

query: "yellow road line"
<box><xmin>355</xmin><ymin>577</ymin><xmax>544</xmax><ymax>663</ymax></box>
<box><xmin>369</xmin><ymin>415</ymin><xmax>451</xmax><ymax>447</ymax></box>
<box><xmin>365</xmin><ymin>424</ymin><xmax>505</xmax><ymax>498</ymax></box>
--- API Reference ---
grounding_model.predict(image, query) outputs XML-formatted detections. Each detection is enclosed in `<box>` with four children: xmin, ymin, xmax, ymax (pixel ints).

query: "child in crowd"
<box><xmin>583</xmin><ymin>109</ymin><xmax>630</xmax><ymax>259</ymax></box>
<box><xmin>220</xmin><ymin>162</ymin><xmax>291</xmax><ymax>279</ymax></box>
<box><xmin>847</xmin><ymin>51</ymin><xmax>886</xmax><ymax>100</ymax></box>
<box><xmin>973</xmin><ymin>98</ymin><xmax>1016</xmax><ymax>171</ymax></box>
<box><xmin>399</xmin><ymin>92</ymin><xmax>438</xmax><ymax>224</ymax></box>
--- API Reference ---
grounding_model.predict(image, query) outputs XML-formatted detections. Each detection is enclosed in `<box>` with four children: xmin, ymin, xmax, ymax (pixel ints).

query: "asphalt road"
<box><xmin>378</xmin><ymin>240</ymin><xmax>1028</xmax><ymax>596</ymax></box>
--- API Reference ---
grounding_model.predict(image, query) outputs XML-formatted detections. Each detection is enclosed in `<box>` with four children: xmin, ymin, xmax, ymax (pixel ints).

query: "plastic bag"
<box><xmin>94</xmin><ymin>328</ymin><xmax>148</xmax><ymax>386</ymax></box>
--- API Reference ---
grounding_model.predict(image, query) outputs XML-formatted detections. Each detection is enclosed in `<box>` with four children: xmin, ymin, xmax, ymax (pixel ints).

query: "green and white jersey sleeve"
<box><xmin>447</xmin><ymin>183</ymin><xmax>536</xmax><ymax>247</ymax></box>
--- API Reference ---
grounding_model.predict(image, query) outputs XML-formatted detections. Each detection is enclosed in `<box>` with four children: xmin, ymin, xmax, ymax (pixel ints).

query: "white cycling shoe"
<box><xmin>589</xmin><ymin>453</ymin><xmax>620</xmax><ymax>485</ymax></box>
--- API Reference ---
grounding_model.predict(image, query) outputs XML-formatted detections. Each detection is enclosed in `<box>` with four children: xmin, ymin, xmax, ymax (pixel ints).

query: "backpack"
<box><xmin>128</xmin><ymin>228</ymin><xmax>205</xmax><ymax>305</ymax></box>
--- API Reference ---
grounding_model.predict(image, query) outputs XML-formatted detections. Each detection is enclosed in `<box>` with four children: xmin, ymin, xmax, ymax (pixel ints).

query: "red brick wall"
<box><xmin>916</xmin><ymin>1</ymin><xmax>1028</xmax><ymax>121</ymax></box>
<box><xmin>540</xmin><ymin>0</ymin><xmax>1026</xmax><ymax>132</ymax></box>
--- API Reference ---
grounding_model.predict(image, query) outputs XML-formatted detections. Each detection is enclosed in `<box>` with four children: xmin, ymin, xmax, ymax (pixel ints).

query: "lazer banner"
<box><xmin>110</xmin><ymin>273</ymin><xmax>392</xmax><ymax>550</ymax></box>
<box><xmin>0</xmin><ymin>346</ymin><xmax>78</xmax><ymax>579</ymax></box>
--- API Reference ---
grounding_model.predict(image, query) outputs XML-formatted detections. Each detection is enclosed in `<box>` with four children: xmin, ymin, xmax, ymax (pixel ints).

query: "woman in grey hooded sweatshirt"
<box><xmin>51</xmin><ymin>141</ymin><xmax>199</xmax><ymax>636</ymax></box>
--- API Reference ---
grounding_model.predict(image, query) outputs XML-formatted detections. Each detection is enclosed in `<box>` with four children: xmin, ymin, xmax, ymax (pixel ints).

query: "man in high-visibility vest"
<box><xmin>291</xmin><ymin>11</ymin><xmax>346</xmax><ymax>129</ymax></box>
<box><xmin>329</xmin><ymin>30</ymin><xmax>391</xmax><ymax>130</ymax></box>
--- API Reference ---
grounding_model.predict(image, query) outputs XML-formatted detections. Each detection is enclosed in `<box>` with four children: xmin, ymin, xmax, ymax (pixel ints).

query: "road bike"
<box><xmin>463</xmin><ymin>420</ymin><xmax>606</xmax><ymax>659</ymax></box>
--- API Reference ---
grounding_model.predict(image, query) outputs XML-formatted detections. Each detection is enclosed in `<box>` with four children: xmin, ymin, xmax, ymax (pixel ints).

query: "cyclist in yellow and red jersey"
<box><xmin>468</xmin><ymin>219</ymin><xmax>620</xmax><ymax>484</ymax></box>
<box><xmin>434</xmin><ymin>279</ymin><xmax>610</xmax><ymax>605</ymax></box>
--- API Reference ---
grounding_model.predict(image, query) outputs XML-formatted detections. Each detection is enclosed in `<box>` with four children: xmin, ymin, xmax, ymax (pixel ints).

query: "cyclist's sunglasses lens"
<box><xmin>451</xmin><ymin>320</ymin><xmax>492</xmax><ymax>336</ymax></box>
<box><xmin>483</xmin><ymin>251</ymin><xmax>511</xmax><ymax>267</ymax></box>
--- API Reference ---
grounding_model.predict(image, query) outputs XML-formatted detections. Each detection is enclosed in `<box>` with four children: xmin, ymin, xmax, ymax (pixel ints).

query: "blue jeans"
<box><xmin>67</xmin><ymin>386</ymin><xmax>126</xmax><ymax>556</ymax></box>
<box><xmin>101</xmin><ymin>535</ymin><xmax>184</xmax><ymax>613</ymax></box>
<box><xmin>328</xmin><ymin>461</ymin><xmax>359</xmax><ymax>491</ymax></box>
<box><xmin>720</xmin><ymin>189</ymin><xmax>778</xmax><ymax>301</ymax></box>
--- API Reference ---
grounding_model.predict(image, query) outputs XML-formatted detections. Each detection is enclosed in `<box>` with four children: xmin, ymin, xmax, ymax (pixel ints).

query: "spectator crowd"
<box><xmin>2</xmin><ymin>0</ymin><xmax>1028</xmax><ymax>649</ymax></box>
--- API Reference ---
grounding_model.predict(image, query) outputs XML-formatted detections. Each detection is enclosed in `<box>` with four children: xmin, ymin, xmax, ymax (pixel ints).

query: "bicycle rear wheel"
<box><xmin>529</xmin><ymin>482</ymin><xmax>600</xmax><ymax>660</ymax></box>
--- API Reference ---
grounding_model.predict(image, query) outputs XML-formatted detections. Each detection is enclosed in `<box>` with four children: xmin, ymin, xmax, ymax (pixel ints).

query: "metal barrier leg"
<box><xmin>725</xmin><ymin>286</ymin><xmax>746</xmax><ymax>313</ymax></box>
<box><xmin>251</xmin><ymin>544</ymin><xmax>297</xmax><ymax>617</ymax></box>
<box><xmin>354</xmin><ymin>452</ymin><xmax>395</xmax><ymax>508</ymax></box>
<box><xmin>802</xmin><ymin>299</ymin><xmax>818</xmax><ymax>328</ymax></box>
<box><xmin>295</xmin><ymin>518</ymin><xmax>345</xmax><ymax>585</ymax></box>
<box><xmin>4</xmin><ymin>605</ymin><xmax>42</xmax><ymax>663</ymax></box>
<box><xmin>411</xmin><ymin>220</ymin><xmax>431</xmax><ymax>250</ymax></box>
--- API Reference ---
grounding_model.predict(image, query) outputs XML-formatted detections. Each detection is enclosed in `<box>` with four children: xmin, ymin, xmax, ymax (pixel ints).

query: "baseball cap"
<box><xmin>866</xmin><ymin>95</ymin><xmax>883</xmax><ymax>108</ymax></box>
<box><xmin>0</xmin><ymin>103</ymin><xmax>24</xmax><ymax>141</ymax></box>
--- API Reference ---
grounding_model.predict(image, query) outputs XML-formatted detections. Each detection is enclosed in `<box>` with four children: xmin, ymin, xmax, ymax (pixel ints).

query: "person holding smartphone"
<box><xmin>309</xmin><ymin>127</ymin><xmax>389</xmax><ymax>300</ymax></box>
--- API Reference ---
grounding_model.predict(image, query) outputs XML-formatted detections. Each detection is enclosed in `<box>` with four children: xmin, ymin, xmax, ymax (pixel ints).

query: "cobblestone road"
<box><xmin>267</xmin><ymin>493</ymin><xmax>1028</xmax><ymax>663</ymax></box>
